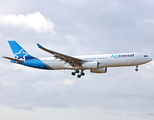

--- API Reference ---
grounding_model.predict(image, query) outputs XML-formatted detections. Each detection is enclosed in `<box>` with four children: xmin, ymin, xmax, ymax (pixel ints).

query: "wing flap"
<box><xmin>37</xmin><ymin>44</ymin><xmax>86</xmax><ymax>67</ymax></box>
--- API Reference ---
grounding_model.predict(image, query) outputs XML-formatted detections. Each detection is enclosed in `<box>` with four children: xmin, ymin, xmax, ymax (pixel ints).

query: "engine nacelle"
<box><xmin>82</xmin><ymin>61</ymin><xmax>99</xmax><ymax>69</ymax></box>
<box><xmin>91</xmin><ymin>67</ymin><xmax>107</xmax><ymax>73</ymax></box>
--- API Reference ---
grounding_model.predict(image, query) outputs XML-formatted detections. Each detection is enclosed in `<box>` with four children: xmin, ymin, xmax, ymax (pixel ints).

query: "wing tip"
<box><xmin>2</xmin><ymin>56</ymin><xmax>7</xmax><ymax>59</ymax></box>
<box><xmin>37</xmin><ymin>43</ymin><xmax>43</xmax><ymax>48</ymax></box>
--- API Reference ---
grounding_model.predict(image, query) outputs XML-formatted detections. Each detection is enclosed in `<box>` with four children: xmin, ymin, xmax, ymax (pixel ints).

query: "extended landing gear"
<box><xmin>71</xmin><ymin>69</ymin><xmax>79</xmax><ymax>76</ymax></box>
<box><xmin>77</xmin><ymin>74</ymin><xmax>81</xmax><ymax>78</ymax></box>
<box><xmin>71</xmin><ymin>69</ymin><xmax>85</xmax><ymax>78</ymax></box>
<box><xmin>135</xmin><ymin>66</ymin><xmax>138</xmax><ymax>71</ymax></box>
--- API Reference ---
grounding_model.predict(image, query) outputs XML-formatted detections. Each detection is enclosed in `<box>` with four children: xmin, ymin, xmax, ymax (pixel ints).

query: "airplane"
<box><xmin>2</xmin><ymin>41</ymin><xmax>153</xmax><ymax>78</ymax></box>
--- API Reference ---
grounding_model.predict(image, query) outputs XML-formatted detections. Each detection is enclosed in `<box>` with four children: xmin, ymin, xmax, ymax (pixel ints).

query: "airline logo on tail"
<box><xmin>14</xmin><ymin>49</ymin><xmax>28</xmax><ymax>61</ymax></box>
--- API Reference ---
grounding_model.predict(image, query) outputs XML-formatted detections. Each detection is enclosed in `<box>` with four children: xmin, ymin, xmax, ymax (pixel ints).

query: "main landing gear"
<box><xmin>71</xmin><ymin>69</ymin><xmax>85</xmax><ymax>78</ymax></box>
<box><xmin>135</xmin><ymin>65</ymin><xmax>138</xmax><ymax>71</ymax></box>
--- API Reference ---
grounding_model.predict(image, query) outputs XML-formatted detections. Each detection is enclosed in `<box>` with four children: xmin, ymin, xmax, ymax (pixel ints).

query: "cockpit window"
<box><xmin>144</xmin><ymin>55</ymin><xmax>149</xmax><ymax>57</ymax></box>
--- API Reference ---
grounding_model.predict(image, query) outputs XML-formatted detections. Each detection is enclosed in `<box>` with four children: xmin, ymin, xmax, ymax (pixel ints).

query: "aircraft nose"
<box><xmin>149</xmin><ymin>57</ymin><xmax>153</xmax><ymax>61</ymax></box>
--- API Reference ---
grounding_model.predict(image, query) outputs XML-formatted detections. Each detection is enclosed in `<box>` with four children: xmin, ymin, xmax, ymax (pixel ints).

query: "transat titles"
<box><xmin>111</xmin><ymin>54</ymin><xmax>134</xmax><ymax>58</ymax></box>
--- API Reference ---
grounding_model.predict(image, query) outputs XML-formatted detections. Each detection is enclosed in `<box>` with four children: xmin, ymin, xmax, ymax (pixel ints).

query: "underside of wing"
<box><xmin>37</xmin><ymin>44</ymin><xmax>86</xmax><ymax>67</ymax></box>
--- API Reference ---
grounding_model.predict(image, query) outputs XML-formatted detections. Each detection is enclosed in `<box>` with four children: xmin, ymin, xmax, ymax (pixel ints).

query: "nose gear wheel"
<box><xmin>135</xmin><ymin>65</ymin><xmax>139</xmax><ymax>71</ymax></box>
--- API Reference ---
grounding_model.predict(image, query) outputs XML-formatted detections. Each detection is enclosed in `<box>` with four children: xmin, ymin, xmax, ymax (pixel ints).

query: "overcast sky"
<box><xmin>0</xmin><ymin>0</ymin><xmax>154</xmax><ymax>120</ymax></box>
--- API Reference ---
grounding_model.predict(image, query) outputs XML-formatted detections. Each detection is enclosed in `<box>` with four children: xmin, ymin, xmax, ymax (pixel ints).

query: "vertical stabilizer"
<box><xmin>8</xmin><ymin>41</ymin><xmax>34</xmax><ymax>60</ymax></box>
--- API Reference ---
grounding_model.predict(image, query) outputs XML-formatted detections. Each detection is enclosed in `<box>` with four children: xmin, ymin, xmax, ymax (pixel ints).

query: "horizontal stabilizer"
<box><xmin>2</xmin><ymin>56</ymin><xmax>24</xmax><ymax>63</ymax></box>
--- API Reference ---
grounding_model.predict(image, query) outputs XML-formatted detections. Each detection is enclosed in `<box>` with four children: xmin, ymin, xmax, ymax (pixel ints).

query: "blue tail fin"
<box><xmin>8</xmin><ymin>41</ymin><xmax>35</xmax><ymax>60</ymax></box>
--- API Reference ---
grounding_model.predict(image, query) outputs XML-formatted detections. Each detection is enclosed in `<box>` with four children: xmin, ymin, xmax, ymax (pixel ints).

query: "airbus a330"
<box><xmin>3</xmin><ymin>41</ymin><xmax>152</xmax><ymax>78</ymax></box>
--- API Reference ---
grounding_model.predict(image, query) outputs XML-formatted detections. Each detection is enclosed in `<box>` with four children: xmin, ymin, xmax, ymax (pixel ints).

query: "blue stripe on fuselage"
<box><xmin>11</xmin><ymin>58</ymin><xmax>50</xmax><ymax>70</ymax></box>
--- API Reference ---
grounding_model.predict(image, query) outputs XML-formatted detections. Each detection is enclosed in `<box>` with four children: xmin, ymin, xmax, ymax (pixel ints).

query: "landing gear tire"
<box><xmin>75</xmin><ymin>69</ymin><xmax>79</xmax><ymax>73</ymax></box>
<box><xmin>77</xmin><ymin>74</ymin><xmax>81</xmax><ymax>78</ymax></box>
<box><xmin>135</xmin><ymin>69</ymin><xmax>138</xmax><ymax>71</ymax></box>
<box><xmin>81</xmin><ymin>72</ymin><xmax>85</xmax><ymax>76</ymax></box>
<box><xmin>72</xmin><ymin>69</ymin><xmax>85</xmax><ymax>78</ymax></box>
<box><xmin>135</xmin><ymin>66</ymin><xmax>139</xmax><ymax>72</ymax></box>
<box><xmin>72</xmin><ymin>72</ymin><xmax>76</xmax><ymax>76</ymax></box>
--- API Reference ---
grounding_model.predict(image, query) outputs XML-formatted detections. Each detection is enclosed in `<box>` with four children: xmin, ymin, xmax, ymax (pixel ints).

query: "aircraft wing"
<box><xmin>2</xmin><ymin>56</ymin><xmax>24</xmax><ymax>63</ymax></box>
<box><xmin>37</xmin><ymin>44</ymin><xmax>86</xmax><ymax>67</ymax></box>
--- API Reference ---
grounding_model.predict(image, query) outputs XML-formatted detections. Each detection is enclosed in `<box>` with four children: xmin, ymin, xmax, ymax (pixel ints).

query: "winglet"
<box><xmin>37</xmin><ymin>43</ymin><xmax>43</xmax><ymax>48</ymax></box>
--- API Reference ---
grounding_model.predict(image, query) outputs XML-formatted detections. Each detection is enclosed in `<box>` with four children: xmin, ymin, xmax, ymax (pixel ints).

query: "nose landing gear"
<box><xmin>135</xmin><ymin>66</ymin><xmax>138</xmax><ymax>71</ymax></box>
<box><xmin>71</xmin><ymin>69</ymin><xmax>85</xmax><ymax>78</ymax></box>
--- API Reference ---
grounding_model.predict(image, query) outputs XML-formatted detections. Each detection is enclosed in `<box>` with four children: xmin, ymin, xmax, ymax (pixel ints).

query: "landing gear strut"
<box><xmin>71</xmin><ymin>69</ymin><xmax>79</xmax><ymax>76</ymax></box>
<box><xmin>81</xmin><ymin>70</ymin><xmax>85</xmax><ymax>76</ymax></box>
<box><xmin>71</xmin><ymin>69</ymin><xmax>85</xmax><ymax>78</ymax></box>
<box><xmin>135</xmin><ymin>65</ymin><xmax>138</xmax><ymax>71</ymax></box>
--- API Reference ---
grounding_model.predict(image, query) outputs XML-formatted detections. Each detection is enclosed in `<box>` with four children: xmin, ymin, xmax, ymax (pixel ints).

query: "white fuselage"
<box><xmin>5</xmin><ymin>41</ymin><xmax>153</xmax><ymax>77</ymax></box>
<box><xmin>39</xmin><ymin>53</ymin><xmax>152</xmax><ymax>70</ymax></box>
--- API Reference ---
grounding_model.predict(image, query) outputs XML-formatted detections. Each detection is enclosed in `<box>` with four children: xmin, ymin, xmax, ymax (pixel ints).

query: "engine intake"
<box><xmin>91</xmin><ymin>67</ymin><xmax>107</xmax><ymax>73</ymax></box>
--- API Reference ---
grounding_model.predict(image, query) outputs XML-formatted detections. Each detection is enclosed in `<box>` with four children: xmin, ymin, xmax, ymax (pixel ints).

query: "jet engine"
<box><xmin>90</xmin><ymin>67</ymin><xmax>107</xmax><ymax>73</ymax></box>
<box><xmin>82</xmin><ymin>61</ymin><xmax>99</xmax><ymax>69</ymax></box>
